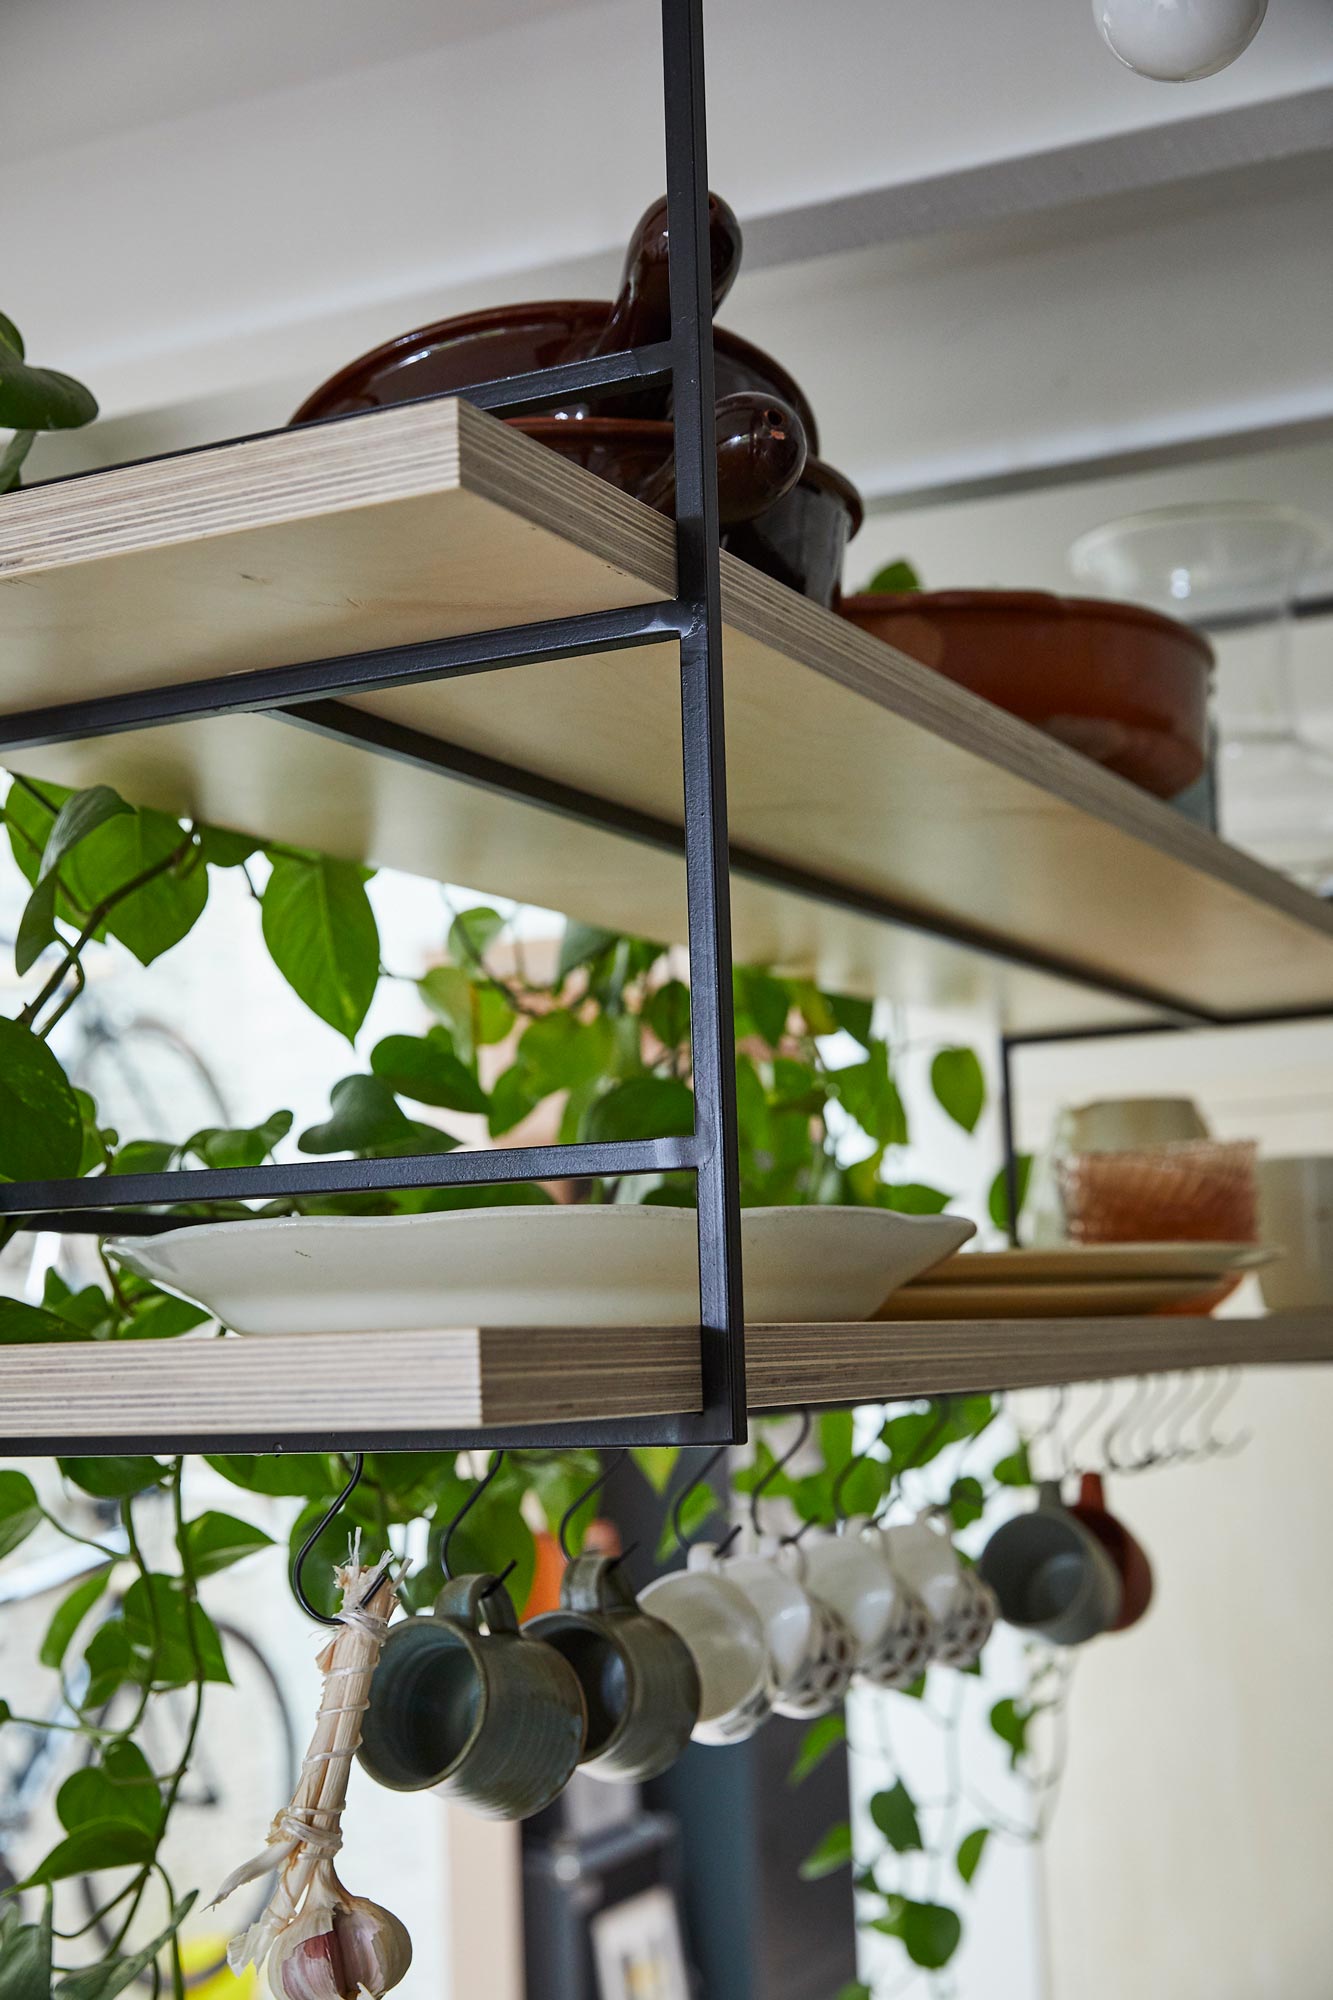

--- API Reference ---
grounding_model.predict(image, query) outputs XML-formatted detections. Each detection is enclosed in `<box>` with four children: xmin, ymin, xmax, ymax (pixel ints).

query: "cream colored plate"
<box><xmin>913</xmin><ymin>1242</ymin><xmax>1277</xmax><ymax>1285</ymax></box>
<box><xmin>875</xmin><ymin>1275</ymin><xmax>1231</xmax><ymax>1321</ymax></box>
<box><xmin>108</xmin><ymin>1202</ymin><xmax>975</xmax><ymax>1335</ymax></box>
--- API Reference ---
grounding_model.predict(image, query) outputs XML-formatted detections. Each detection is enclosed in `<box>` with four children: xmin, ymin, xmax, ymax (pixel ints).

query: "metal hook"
<box><xmin>671</xmin><ymin>1443</ymin><xmax>729</xmax><ymax>1555</ymax></box>
<box><xmin>292</xmin><ymin>1453</ymin><xmax>366</xmax><ymax>1627</ymax></box>
<box><xmin>1198</xmin><ymin>1366</ymin><xmax>1252</xmax><ymax>1459</ymax></box>
<box><xmin>439</xmin><ymin>1450</ymin><xmax>517</xmax><ymax>1597</ymax></box>
<box><xmin>714</xmin><ymin>1412</ymin><xmax>814</xmax><ymax>1559</ymax></box>
<box><xmin>830</xmin><ymin>1404</ymin><xmax>889</xmax><ymax>1522</ymax></box>
<box><xmin>1063</xmin><ymin>1380</ymin><xmax>1115</xmax><ymax>1476</ymax></box>
<box><xmin>1103</xmin><ymin>1375</ymin><xmax>1151</xmax><ymax>1474</ymax></box>
<box><xmin>559</xmin><ymin>1449</ymin><xmax>628</xmax><ymax>1562</ymax></box>
<box><xmin>873</xmin><ymin>1396</ymin><xmax>956</xmax><ymax>1525</ymax></box>
<box><xmin>1160</xmin><ymin>1370</ymin><xmax>1212</xmax><ymax>1465</ymax></box>
<box><xmin>1022</xmin><ymin>1384</ymin><xmax>1070</xmax><ymax>1483</ymax></box>
<box><xmin>750</xmin><ymin>1410</ymin><xmax>812</xmax><ymax>1537</ymax></box>
<box><xmin>1136</xmin><ymin>1372</ymin><xmax>1190</xmax><ymax>1470</ymax></box>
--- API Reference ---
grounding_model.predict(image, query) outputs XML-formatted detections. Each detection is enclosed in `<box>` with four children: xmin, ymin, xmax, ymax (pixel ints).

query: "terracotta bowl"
<box><xmin>291</xmin><ymin>298</ymin><xmax>821</xmax><ymax>455</ymax></box>
<box><xmin>507</xmin><ymin>417</ymin><xmax>862</xmax><ymax>607</ymax></box>
<box><xmin>836</xmin><ymin>589</ymin><xmax>1214</xmax><ymax>799</ymax></box>
<box><xmin>1058</xmin><ymin>1140</ymin><xmax>1259</xmax><ymax>1246</ymax></box>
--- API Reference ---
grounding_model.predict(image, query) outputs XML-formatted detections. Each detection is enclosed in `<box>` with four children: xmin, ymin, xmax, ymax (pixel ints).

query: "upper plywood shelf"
<box><xmin>4</xmin><ymin>397</ymin><xmax>1333</xmax><ymax>1033</ymax></box>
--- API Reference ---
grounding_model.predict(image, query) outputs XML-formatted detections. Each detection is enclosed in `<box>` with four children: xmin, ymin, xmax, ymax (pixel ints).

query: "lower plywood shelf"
<box><xmin>2</xmin><ymin>1313</ymin><xmax>1329</xmax><ymax>1454</ymax></box>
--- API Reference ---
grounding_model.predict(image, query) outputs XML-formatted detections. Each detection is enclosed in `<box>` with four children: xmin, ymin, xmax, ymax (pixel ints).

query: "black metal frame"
<box><xmin>0</xmin><ymin>0</ymin><xmax>745</xmax><ymax>1454</ymax></box>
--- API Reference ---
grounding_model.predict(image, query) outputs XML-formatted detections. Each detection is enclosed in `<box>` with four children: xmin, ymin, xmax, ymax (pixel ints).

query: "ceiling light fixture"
<box><xmin>1093</xmin><ymin>0</ymin><xmax>1269</xmax><ymax>81</ymax></box>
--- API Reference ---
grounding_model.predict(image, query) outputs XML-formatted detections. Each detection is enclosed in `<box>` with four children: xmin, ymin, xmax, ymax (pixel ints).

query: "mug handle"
<box><xmin>561</xmin><ymin>1553</ymin><xmax>635</xmax><ymax>1616</ymax></box>
<box><xmin>435</xmin><ymin>1572</ymin><xmax>520</xmax><ymax>1635</ymax></box>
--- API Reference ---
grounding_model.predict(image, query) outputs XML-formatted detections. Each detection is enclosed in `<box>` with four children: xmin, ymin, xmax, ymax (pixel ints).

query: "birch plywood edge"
<box><xmin>0</xmin><ymin>1324</ymin><xmax>703</xmax><ymax>1449</ymax></box>
<box><xmin>0</xmin><ymin>400</ymin><xmax>672</xmax><ymax>711</ymax></box>
<box><xmin>744</xmin><ymin>1312</ymin><xmax>1333</xmax><ymax>1407</ymax></box>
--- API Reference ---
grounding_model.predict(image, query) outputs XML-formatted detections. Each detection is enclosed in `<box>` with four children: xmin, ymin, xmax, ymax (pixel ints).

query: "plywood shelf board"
<box><xmin>0</xmin><ymin>1323</ymin><xmax>704</xmax><ymax>1449</ymax></box>
<box><xmin>5</xmin><ymin>399</ymin><xmax>1333</xmax><ymax>1027</ymax></box>
<box><xmin>2</xmin><ymin>1314</ymin><xmax>1327</xmax><ymax>1450</ymax></box>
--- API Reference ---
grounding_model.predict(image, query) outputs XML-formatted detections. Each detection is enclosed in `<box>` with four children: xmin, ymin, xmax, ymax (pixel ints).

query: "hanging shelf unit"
<box><xmin>4</xmin><ymin>399</ymin><xmax>1333</xmax><ymax>1448</ymax></box>
<box><xmin>3</xmin><ymin>0</ymin><xmax>1333</xmax><ymax>1455</ymax></box>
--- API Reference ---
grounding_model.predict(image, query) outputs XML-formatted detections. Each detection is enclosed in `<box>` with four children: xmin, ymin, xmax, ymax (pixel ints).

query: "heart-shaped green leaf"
<box><xmin>263</xmin><ymin>853</ymin><xmax>379</xmax><ymax>1041</ymax></box>
<box><xmin>0</xmin><ymin>1018</ymin><xmax>83</xmax><ymax>1182</ymax></box>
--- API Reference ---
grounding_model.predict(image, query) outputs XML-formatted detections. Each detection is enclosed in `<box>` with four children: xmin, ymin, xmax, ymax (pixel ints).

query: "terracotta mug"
<box><xmin>358</xmin><ymin>1573</ymin><xmax>587</xmax><ymax>1818</ymax></box>
<box><xmin>978</xmin><ymin>1483</ymin><xmax>1122</xmax><ymax>1647</ymax></box>
<box><xmin>526</xmin><ymin>1553</ymin><xmax>700</xmax><ymax>1782</ymax></box>
<box><xmin>1068</xmin><ymin>1472</ymin><xmax>1154</xmax><ymax>1632</ymax></box>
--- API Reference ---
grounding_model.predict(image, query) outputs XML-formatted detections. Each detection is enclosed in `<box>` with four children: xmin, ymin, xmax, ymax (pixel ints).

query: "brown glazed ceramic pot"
<box><xmin>291</xmin><ymin>298</ymin><xmax>822</xmax><ymax>454</ymax></box>
<box><xmin>512</xmin><ymin>390</ymin><xmax>807</xmax><ymax>529</ymax></box>
<box><xmin>1068</xmin><ymin>1472</ymin><xmax>1154</xmax><ymax>1631</ymax></box>
<box><xmin>837</xmin><ymin>589</ymin><xmax>1213</xmax><ymax>799</ymax></box>
<box><xmin>725</xmin><ymin>455</ymin><xmax>864</xmax><ymax>607</ymax></box>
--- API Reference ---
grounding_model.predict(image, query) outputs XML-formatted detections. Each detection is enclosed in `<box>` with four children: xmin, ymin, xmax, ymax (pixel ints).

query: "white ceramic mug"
<box><xmin>724</xmin><ymin>1535</ymin><xmax>855</xmax><ymax>1720</ymax></box>
<box><xmin>880</xmin><ymin>1512</ymin><xmax>997</xmax><ymax>1670</ymax></box>
<box><xmin>797</xmin><ymin>1519</ymin><xmax>904</xmax><ymax>1675</ymax></box>
<box><xmin>639</xmin><ymin>1544</ymin><xmax>771</xmax><ymax>1746</ymax></box>
<box><xmin>1257</xmin><ymin>1156</ymin><xmax>1333</xmax><ymax>1310</ymax></box>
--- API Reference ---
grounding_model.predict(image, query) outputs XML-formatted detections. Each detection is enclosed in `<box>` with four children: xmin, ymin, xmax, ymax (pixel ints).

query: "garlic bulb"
<box><xmin>215</xmin><ymin>1553</ymin><xmax>411</xmax><ymax>2000</ymax></box>
<box><xmin>268</xmin><ymin>1878</ymin><xmax>413</xmax><ymax>2000</ymax></box>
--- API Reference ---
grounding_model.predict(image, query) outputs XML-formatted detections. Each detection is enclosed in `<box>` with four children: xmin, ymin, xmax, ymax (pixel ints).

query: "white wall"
<box><xmin>1011</xmin><ymin>1025</ymin><xmax>1333</xmax><ymax>2000</ymax></box>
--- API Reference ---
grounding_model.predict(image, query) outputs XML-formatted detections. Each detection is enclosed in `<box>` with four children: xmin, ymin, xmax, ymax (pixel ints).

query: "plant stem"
<box><xmin>20</xmin><ymin>835</ymin><xmax>192</xmax><ymax>1034</ymax></box>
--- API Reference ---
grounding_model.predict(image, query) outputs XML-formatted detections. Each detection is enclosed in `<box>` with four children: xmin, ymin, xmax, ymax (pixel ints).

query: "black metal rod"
<box><xmin>0</xmin><ymin>1411</ymin><xmax>728</xmax><ymax>1457</ymax></box>
<box><xmin>19</xmin><ymin>345</ymin><xmax>678</xmax><ymax>497</ymax></box>
<box><xmin>998</xmin><ymin>1035</ymin><xmax>1022</xmax><ymax>1250</ymax></box>
<box><xmin>663</xmin><ymin>0</ymin><xmax>746</xmax><ymax>1444</ymax></box>
<box><xmin>1002</xmin><ymin>1000</ymin><xmax>1333</xmax><ymax>1050</ymax></box>
<box><xmin>0</xmin><ymin>1134</ymin><xmax>699</xmax><ymax>1217</ymax></box>
<box><xmin>452</xmin><ymin>341</ymin><xmax>676</xmax><ymax>415</ymax></box>
<box><xmin>0</xmin><ymin>602</ymin><xmax>689</xmax><ymax>753</ymax></box>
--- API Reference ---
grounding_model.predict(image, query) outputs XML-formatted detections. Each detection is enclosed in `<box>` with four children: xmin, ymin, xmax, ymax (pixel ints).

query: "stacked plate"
<box><xmin>109</xmin><ymin>1203</ymin><xmax>976</xmax><ymax>1335</ymax></box>
<box><xmin>874</xmin><ymin>1242</ymin><xmax>1278</xmax><ymax>1321</ymax></box>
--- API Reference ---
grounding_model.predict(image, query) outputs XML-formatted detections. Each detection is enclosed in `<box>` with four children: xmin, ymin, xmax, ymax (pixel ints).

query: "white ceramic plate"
<box><xmin>107</xmin><ymin>1203</ymin><xmax>975</xmax><ymax>1335</ymax></box>
<box><xmin>875</xmin><ymin>1275</ymin><xmax>1233</xmax><ymax>1321</ymax></box>
<box><xmin>914</xmin><ymin>1242</ymin><xmax>1277</xmax><ymax>1285</ymax></box>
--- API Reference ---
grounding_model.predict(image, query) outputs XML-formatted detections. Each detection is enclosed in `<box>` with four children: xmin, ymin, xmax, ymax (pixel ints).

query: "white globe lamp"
<box><xmin>1093</xmin><ymin>0</ymin><xmax>1269</xmax><ymax>80</ymax></box>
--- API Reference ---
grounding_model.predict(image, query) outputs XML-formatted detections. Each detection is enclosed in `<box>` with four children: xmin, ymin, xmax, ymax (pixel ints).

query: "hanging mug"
<box><xmin>723</xmin><ymin>1534</ymin><xmax>857</xmax><ymax>1720</ymax></box>
<box><xmin>1068</xmin><ymin>1472</ymin><xmax>1154</xmax><ymax>1632</ymax></box>
<box><xmin>526</xmin><ymin>1553</ymin><xmax>700</xmax><ymax>1781</ymax></box>
<box><xmin>797</xmin><ymin>1517</ymin><xmax>920</xmax><ymax>1683</ymax></box>
<box><xmin>880</xmin><ymin>1511</ymin><xmax>998</xmax><ymax>1669</ymax></box>
<box><xmin>358</xmin><ymin>1573</ymin><xmax>587</xmax><ymax>1818</ymax></box>
<box><xmin>978</xmin><ymin>1483</ymin><xmax>1122</xmax><ymax>1647</ymax></box>
<box><xmin>639</xmin><ymin>1543</ymin><xmax>772</xmax><ymax>1745</ymax></box>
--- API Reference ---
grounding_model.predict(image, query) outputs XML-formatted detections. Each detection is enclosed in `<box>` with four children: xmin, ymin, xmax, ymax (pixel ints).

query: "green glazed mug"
<box><xmin>526</xmin><ymin>1554</ymin><xmax>701</xmax><ymax>1783</ymax></box>
<box><xmin>357</xmin><ymin>1573</ymin><xmax>587</xmax><ymax>1819</ymax></box>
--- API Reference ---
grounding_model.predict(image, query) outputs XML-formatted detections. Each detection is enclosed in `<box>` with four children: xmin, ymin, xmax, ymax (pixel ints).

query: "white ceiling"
<box><xmin>0</xmin><ymin>0</ymin><xmax>584</xmax><ymax>161</ymax></box>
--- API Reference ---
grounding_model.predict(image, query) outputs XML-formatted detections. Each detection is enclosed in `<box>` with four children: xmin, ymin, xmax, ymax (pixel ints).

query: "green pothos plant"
<box><xmin>0</xmin><ymin>312</ymin><xmax>98</xmax><ymax>493</ymax></box>
<box><xmin>0</xmin><ymin>350</ymin><xmax>1044</xmax><ymax>1996</ymax></box>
